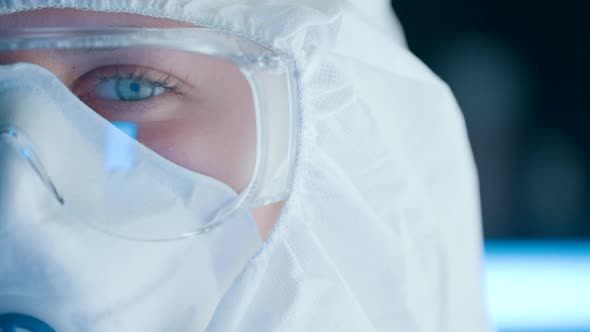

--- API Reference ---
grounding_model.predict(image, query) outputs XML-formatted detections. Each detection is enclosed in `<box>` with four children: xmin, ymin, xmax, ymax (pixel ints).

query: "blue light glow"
<box><xmin>484</xmin><ymin>241</ymin><xmax>590</xmax><ymax>331</ymax></box>
<box><xmin>105</xmin><ymin>121</ymin><xmax>137</xmax><ymax>171</ymax></box>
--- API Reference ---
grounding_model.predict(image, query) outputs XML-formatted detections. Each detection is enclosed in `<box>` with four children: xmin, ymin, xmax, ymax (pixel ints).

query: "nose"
<box><xmin>0</xmin><ymin>50</ymin><xmax>76</xmax><ymax>86</ymax></box>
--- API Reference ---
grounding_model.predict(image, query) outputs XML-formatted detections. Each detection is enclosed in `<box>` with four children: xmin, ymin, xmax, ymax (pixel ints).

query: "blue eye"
<box><xmin>95</xmin><ymin>77</ymin><xmax>166</xmax><ymax>101</ymax></box>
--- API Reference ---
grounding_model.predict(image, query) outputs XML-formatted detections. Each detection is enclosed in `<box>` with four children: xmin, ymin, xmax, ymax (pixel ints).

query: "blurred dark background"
<box><xmin>391</xmin><ymin>0</ymin><xmax>590</xmax><ymax>239</ymax></box>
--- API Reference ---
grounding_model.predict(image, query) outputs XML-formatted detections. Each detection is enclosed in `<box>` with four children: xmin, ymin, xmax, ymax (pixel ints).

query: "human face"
<box><xmin>0</xmin><ymin>8</ymin><xmax>283</xmax><ymax>238</ymax></box>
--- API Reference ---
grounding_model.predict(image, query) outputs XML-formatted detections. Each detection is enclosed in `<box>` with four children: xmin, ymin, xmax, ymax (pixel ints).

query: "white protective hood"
<box><xmin>0</xmin><ymin>0</ymin><xmax>490</xmax><ymax>331</ymax></box>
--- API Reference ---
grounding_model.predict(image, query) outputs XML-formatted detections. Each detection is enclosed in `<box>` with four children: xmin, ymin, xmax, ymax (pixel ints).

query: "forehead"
<box><xmin>0</xmin><ymin>8</ymin><xmax>195</xmax><ymax>29</ymax></box>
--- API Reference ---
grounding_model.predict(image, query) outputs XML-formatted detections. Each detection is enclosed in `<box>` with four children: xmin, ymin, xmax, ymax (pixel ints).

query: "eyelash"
<box><xmin>95</xmin><ymin>67</ymin><xmax>190</xmax><ymax>96</ymax></box>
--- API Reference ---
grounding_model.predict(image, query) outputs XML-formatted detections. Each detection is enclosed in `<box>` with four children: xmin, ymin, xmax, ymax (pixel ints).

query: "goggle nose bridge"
<box><xmin>0</xmin><ymin>126</ymin><xmax>64</xmax><ymax>206</ymax></box>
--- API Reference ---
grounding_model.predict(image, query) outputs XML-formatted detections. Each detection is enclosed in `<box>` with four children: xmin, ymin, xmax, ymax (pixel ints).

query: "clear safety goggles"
<box><xmin>0</xmin><ymin>28</ymin><xmax>299</xmax><ymax>240</ymax></box>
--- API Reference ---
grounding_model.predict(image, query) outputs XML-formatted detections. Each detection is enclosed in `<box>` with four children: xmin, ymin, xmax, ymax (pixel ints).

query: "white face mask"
<box><xmin>0</xmin><ymin>63</ymin><xmax>261</xmax><ymax>332</ymax></box>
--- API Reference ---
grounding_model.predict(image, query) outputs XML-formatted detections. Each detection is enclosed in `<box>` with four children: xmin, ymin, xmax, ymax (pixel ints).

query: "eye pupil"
<box><xmin>116</xmin><ymin>78</ymin><xmax>154</xmax><ymax>101</ymax></box>
<box><xmin>129</xmin><ymin>81</ymin><xmax>140</xmax><ymax>94</ymax></box>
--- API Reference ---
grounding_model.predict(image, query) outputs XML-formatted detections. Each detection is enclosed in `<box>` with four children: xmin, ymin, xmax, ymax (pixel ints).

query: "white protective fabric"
<box><xmin>0</xmin><ymin>63</ymin><xmax>262</xmax><ymax>331</ymax></box>
<box><xmin>0</xmin><ymin>1</ymin><xmax>490</xmax><ymax>331</ymax></box>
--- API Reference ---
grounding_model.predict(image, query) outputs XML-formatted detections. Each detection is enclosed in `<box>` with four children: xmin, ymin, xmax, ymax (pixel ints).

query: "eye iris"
<box><xmin>116</xmin><ymin>78</ymin><xmax>155</xmax><ymax>101</ymax></box>
<box><xmin>129</xmin><ymin>82</ymin><xmax>140</xmax><ymax>94</ymax></box>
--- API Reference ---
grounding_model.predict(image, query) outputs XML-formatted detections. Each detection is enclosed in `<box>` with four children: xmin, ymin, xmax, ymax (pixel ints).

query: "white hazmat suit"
<box><xmin>0</xmin><ymin>0</ymin><xmax>490</xmax><ymax>331</ymax></box>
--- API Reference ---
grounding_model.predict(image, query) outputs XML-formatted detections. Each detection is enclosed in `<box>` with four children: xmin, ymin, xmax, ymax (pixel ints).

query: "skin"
<box><xmin>0</xmin><ymin>9</ymin><xmax>283</xmax><ymax>239</ymax></box>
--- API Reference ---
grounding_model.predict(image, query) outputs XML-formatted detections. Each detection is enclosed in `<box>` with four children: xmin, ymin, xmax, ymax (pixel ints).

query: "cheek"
<box><xmin>136</xmin><ymin>107</ymin><xmax>257</xmax><ymax>192</ymax></box>
<box><xmin>134</xmin><ymin>59</ymin><xmax>258</xmax><ymax>192</ymax></box>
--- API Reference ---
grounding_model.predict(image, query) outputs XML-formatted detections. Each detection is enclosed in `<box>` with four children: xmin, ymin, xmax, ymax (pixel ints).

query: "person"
<box><xmin>0</xmin><ymin>1</ymin><xmax>490</xmax><ymax>331</ymax></box>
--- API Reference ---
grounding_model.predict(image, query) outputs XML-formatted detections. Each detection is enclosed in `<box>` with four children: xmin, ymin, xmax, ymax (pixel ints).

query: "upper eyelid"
<box><xmin>95</xmin><ymin>67</ymin><xmax>161</xmax><ymax>82</ymax></box>
<box><xmin>92</xmin><ymin>67</ymin><xmax>192</xmax><ymax>95</ymax></box>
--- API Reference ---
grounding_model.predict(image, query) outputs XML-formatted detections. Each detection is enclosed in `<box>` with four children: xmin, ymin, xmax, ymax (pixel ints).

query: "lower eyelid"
<box><xmin>82</xmin><ymin>90</ymin><xmax>178</xmax><ymax>116</ymax></box>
